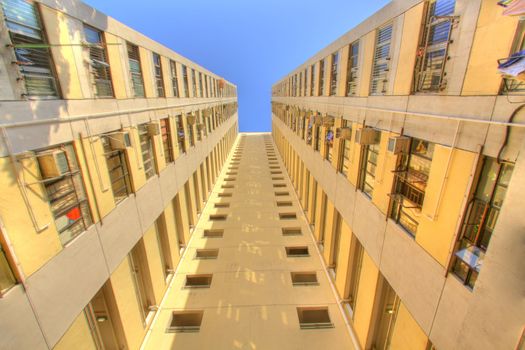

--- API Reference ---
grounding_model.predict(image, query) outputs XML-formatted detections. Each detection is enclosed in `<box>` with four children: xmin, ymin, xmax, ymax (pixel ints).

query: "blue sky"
<box><xmin>84</xmin><ymin>0</ymin><xmax>390</xmax><ymax>132</ymax></box>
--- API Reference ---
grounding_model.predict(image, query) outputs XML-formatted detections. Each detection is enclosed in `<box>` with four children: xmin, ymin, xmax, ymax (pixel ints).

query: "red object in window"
<box><xmin>66</xmin><ymin>207</ymin><xmax>81</xmax><ymax>221</ymax></box>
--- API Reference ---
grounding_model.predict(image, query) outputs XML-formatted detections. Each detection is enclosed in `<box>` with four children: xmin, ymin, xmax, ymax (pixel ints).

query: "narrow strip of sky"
<box><xmin>84</xmin><ymin>0</ymin><xmax>390</xmax><ymax>132</ymax></box>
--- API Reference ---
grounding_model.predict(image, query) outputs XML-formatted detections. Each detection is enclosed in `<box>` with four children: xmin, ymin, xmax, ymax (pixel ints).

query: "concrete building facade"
<box><xmin>271</xmin><ymin>1</ymin><xmax>525</xmax><ymax>350</ymax></box>
<box><xmin>0</xmin><ymin>0</ymin><xmax>238</xmax><ymax>349</ymax></box>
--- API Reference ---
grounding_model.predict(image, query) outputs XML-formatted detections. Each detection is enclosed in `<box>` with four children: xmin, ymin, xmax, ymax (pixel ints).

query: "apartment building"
<box><xmin>271</xmin><ymin>1</ymin><xmax>525</xmax><ymax>350</ymax></box>
<box><xmin>0</xmin><ymin>0</ymin><xmax>238</xmax><ymax>349</ymax></box>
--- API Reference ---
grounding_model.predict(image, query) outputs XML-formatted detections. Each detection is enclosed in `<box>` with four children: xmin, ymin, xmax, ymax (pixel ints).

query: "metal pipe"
<box><xmin>0</xmin><ymin>127</ymin><xmax>50</xmax><ymax>233</ymax></box>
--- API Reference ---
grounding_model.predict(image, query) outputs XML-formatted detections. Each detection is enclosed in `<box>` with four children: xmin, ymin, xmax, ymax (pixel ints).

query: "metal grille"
<box><xmin>310</xmin><ymin>64</ymin><xmax>315</xmax><ymax>96</ymax></box>
<box><xmin>360</xmin><ymin>142</ymin><xmax>380</xmax><ymax>197</ymax></box>
<box><xmin>370</xmin><ymin>24</ymin><xmax>392</xmax><ymax>95</ymax></box>
<box><xmin>415</xmin><ymin>0</ymin><xmax>455</xmax><ymax>92</ymax></box>
<box><xmin>38</xmin><ymin>144</ymin><xmax>92</xmax><ymax>245</ymax></box>
<box><xmin>318</xmin><ymin>60</ymin><xmax>325</xmax><ymax>96</ymax></box>
<box><xmin>198</xmin><ymin>72</ymin><xmax>203</xmax><ymax>97</ymax></box>
<box><xmin>175</xmin><ymin>115</ymin><xmax>186</xmax><ymax>154</ymax></box>
<box><xmin>84</xmin><ymin>25</ymin><xmax>113</xmax><ymax>97</ymax></box>
<box><xmin>153</xmin><ymin>53</ymin><xmax>165</xmax><ymax>97</ymax></box>
<box><xmin>160</xmin><ymin>119</ymin><xmax>173</xmax><ymax>163</ymax></box>
<box><xmin>191</xmin><ymin>69</ymin><xmax>197</xmax><ymax>97</ymax></box>
<box><xmin>2</xmin><ymin>0</ymin><xmax>59</xmax><ymax>98</ymax></box>
<box><xmin>338</xmin><ymin>121</ymin><xmax>351</xmax><ymax>175</ymax></box>
<box><xmin>329</xmin><ymin>52</ymin><xmax>339</xmax><ymax>96</ymax></box>
<box><xmin>182</xmin><ymin>65</ymin><xmax>189</xmax><ymax>97</ymax></box>
<box><xmin>127</xmin><ymin>42</ymin><xmax>145</xmax><ymax>97</ymax></box>
<box><xmin>101</xmin><ymin>135</ymin><xmax>131</xmax><ymax>203</ymax></box>
<box><xmin>346</xmin><ymin>41</ymin><xmax>359</xmax><ymax>96</ymax></box>
<box><xmin>138</xmin><ymin>124</ymin><xmax>155</xmax><ymax>179</ymax></box>
<box><xmin>170</xmin><ymin>60</ymin><xmax>179</xmax><ymax>97</ymax></box>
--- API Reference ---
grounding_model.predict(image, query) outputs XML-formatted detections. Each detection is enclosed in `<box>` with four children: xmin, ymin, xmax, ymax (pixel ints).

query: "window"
<box><xmin>182</xmin><ymin>65</ymin><xmax>189</xmax><ymax>97</ymax></box>
<box><xmin>297</xmin><ymin>307</ymin><xmax>333</xmax><ymax>329</ymax></box>
<box><xmin>390</xmin><ymin>138</ymin><xmax>434</xmax><ymax>235</ymax></box>
<box><xmin>452</xmin><ymin>157</ymin><xmax>514</xmax><ymax>288</ymax></box>
<box><xmin>329</xmin><ymin>52</ymin><xmax>339</xmax><ymax>96</ymax></box>
<box><xmin>329</xmin><ymin>213</ymin><xmax>342</xmax><ymax>275</ymax></box>
<box><xmin>84</xmin><ymin>25</ymin><xmax>113</xmax><ymax>97</ymax></box>
<box><xmin>36</xmin><ymin>144</ymin><xmax>92</xmax><ymax>245</ymax></box>
<box><xmin>203</xmin><ymin>229</ymin><xmax>224</xmax><ymax>237</ymax></box>
<box><xmin>310</xmin><ymin>64</ymin><xmax>315</xmax><ymax>96</ymax></box>
<box><xmin>191</xmin><ymin>69</ymin><xmax>197</xmax><ymax>97</ymax></box>
<box><xmin>174</xmin><ymin>115</ymin><xmax>186</xmax><ymax>154</ymax></box>
<box><xmin>2</xmin><ymin>0</ymin><xmax>59</xmax><ymax>98</ymax></box>
<box><xmin>370</xmin><ymin>279</ymin><xmax>400</xmax><ymax>349</ymax></box>
<box><xmin>282</xmin><ymin>227</ymin><xmax>302</xmax><ymax>236</ymax></box>
<box><xmin>152</xmin><ymin>53</ymin><xmax>165</xmax><ymax>97</ymax></box>
<box><xmin>160</xmin><ymin>118</ymin><xmax>173</xmax><ymax>163</ymax></box>
<box><xmin>166</xmin><ymin>311</ymin><xmax>203</xmax><ymax>333</ymax></box>
<box><xmin>337</xmin><ymin>121</ymin><xmax>352</xmax><ymax>176</ymax></box>
<box><xmin>501</xmin><ymin>18</ymin><xmax>525</xmax><ymax>94</ymax></box>
<box><xmin>371</xmin><ymin>24</ymin><xmax>393</xmax><ymax>95</ymax></box>
<box><xmin>101</xmin><ymin>134</ymin><xmax>131</xmax><ymax>203</ymax></box>
<box><xmin>414</xmin><ymin>0</ymin><xmax>456</xmax><ymax>92</ymax></box>
<box><xmin>358</xmin><ymin>131</ymin><xmax>381</xmax><ymax>198</ymax></box>
<box><xmin>138</xmin><ymin>124</ymin><xmax>156</xmax><ymax>179</ymax></box>
<box><xmin>170</xmin><ymin>60</ymin><xmax>179</xmax><ymax>97</ymax></box>
<box><xmin>273</xmin><ymin>184</ymin><xmax>286</xmax><ymax>188</ymax></box>
<box><xmin>346</xmin><ymin>41</ymin><xmax>360</xmax><ymax>96</ymax></box>
<box><xmin>0</xmin><ymin>242</ymin><xmax>17</xmax><ymax>293</ymax></box>
<box><xmin>318</xmin><ymin>59</ymin><xmax>325</xmax><ymax>96</ymax></box>
<box><xmin>218</xmin><ymin>193</ymin><xmax>232</xmax><ymax>197</ymax></box>
<box><xmin>314</xmin><ymin>125</ymin><xmax>321</xmax><ymax>152</ymax></box>
<box><xmin>291</xmin><ymin>272</ymin><xmax>318</xmax><ymax>286</ymax></box>
<box><xmin>184</xmin><ymin>274</ymin><xmax>212</xmax><ymax>288</ymax></box>
<box><xmin>325</xmin><ymin>126</ymin><xmax>334</xmax><ymax>162</ymax></box>
<box><xmin>127</xmin><ymin>42</ymin><xmax>145</xmax><ymax>97</ymax></box>
<box><xmin>304</xmin><ymin>69</ymin><xmax>308</xmax><ymax>96</ymax></box>
<box><xmin>195</xmin><ymin>249</ymin><xmax>219</xmax><ymax>259</ymax></box>
<box><xmin>286</xmin><ymin>246</ymin><xmax>309</xmax><ymax>257</ymax></box>
<box><xmin>345</xmin><ymin>237</ymin><xmax>364</xmax><ymax>313</ymax></box>
<box><xmin>198</xmin><ymin>72</ymin><xmax>204</xmax><ymax>97</ymax></box>
<box><xmin>299</xmin><ymin>72</ymin><xmax>303</xmax><ymax>96</ymax></box>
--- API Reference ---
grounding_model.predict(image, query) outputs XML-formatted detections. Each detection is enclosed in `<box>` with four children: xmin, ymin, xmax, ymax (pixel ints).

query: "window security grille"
<box><xmin>2</xmin><ymin>0</ymin><xmax>59</xmax><ymax>98</ymax></box>
<box><xmin>138</xmin><ymin>124</ymin><xmax>155</xmax><ymax>179</ymax></box>
<box><xmin>160</xmin><ymin>119</ymin><xmax>173</xmax><ymax>163</ymax></box>
<box><xmin>346</xmin><ymin>41</ymin><xmax>360</xmax><ymax>96</ymax></box>
<box><xmin>83</xmin><ymin>26</ymin><xmax>113</xmax><ymax>97</ymax></box>
<box><xmin>153</xmin><ymin>53</ymin><xmax>164</xmax><ymax>97</ymax></box>
<box><xmin>371</xmin><ymin>24</ymin><xmax>393</xmax><ymax>94</ymax></box>
<box><xmin>101</xmin><ymin>135</ymin><xmax>131</xmax><ymax>203</ymax></box>
<box><xmin>318</xmin><ymin>60</ymin><xmax>325</xmax><ymax>96</ymax></box>
<box><xmin>182</xmin><ymin>65</ymin><xmax>189</xmax><ymax>97</ymax></box>
<box><xmin>127</xmin><ymin>42</ymin><xmax>145</xmax><ymax>97</ymax></box>
<box><xmin>414</xmin><ymin>0</ymin><xmax>456</xmax><ymax>92</ymax></box>
<box><xmin>329</xmin><ymin>52</ymin><xmax>339</xmax><ymax>96</ymax></box>
<box><xmin>170</xmin><ymin>61</ymin><xmax>179</xmax><ymax>97</ymax></box>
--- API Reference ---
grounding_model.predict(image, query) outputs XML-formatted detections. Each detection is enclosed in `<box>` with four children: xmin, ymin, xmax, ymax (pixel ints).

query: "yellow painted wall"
<box><xmin>126</xmin><ymin>127</ymin><xmax>147</xmax><ymax>191</ymax></box>
<box><xmin>358</xmin><ymin>31</ymin><xmax>376</xmax><ymax>97</ymax></box>
<box><xmin>0</xmin><ymin>157</ymin><xmax>62</xmax><ymax>276</ymax></box>
<box><xmin>53</xmin><ymin>312</ymin><xmax>96</xmax><ymax>350</ymax></box>
<box><xmin>104</xmin><ymin>33</ymin><xmax>128</xmax><ymax>99</ymax></box>
<box><xmin>393</xmin><ymin>3</ymin><xmax>424</xmax><ymax>95</ymax></box>
<box><xmin>313</xmin><ymin>189</ymin><xmax>325</xmax><ymax>241</ymax></box>
<box><xmin>186</xmin><ymin>177</ymin><xmax>198</xmax><ymax>224</ymax></box>
<box><xmin>138</xmin><ymin>47</ymin><xmax>155</xmax><ymax>98</ymax></box>
<box><xmin>334</xmin><ymin>220</ymin><xmax>353</xmax><ymax>297</ymax></box>
<box><xmin>322</xmin><ymin>200</ymin><xmax>336</xmax><ymax>264</ymax></box>
<box><xmin>338</xmin><ymin>47</ymin><xmax>350</xmax><ymax>96</ymax></box>
<box><xmin>40</xmin><ymin>7</ymin><xmax>84</xmax><ymax>99</ymax></box>
<box><xmin>80</xmin><ymin>137</ymin><xmax>116</xmax><ymax>219</ymax></box>
<box><xmin>371</xmin><ymin>131</ymin><xmax>398</xmax><ymax>215</ymax></box>
<box><xmin>418</xmin><ymin>146</ymin><xmax>477</xmax><ymax>266</ymax></box>
<box><xmin>151</xmin><ymin>130</ymin><xmax>166</xmax><ymax>173</ymax></box>
<box><xmin>162</xmin><ymin>202</ymin><xmax>181</xmax><ymax>266</ymax></box>
<box><xmin>462</xmin><ymin>2</ymin><xmax>518</xmax><ymax>95</ymax></box>
<box><xmin>177</xmin><ymin>188</ymin><xmax>192</xmax><ymax>244</ymax></box>
<box><xmin>142</xmin><ymin>225</ymin><xmax>167</xmax><ymax>304</ymax></box>
<box><xmin>108</xmin><ymin>257</ymin><xmax>145</xmax><ymax>350</ymax></box>
<box><xmin>389</xmin><ymin>302</ymin><xmax>428</xmax><ymax>350</ymax></box>
<box><xmin>160</xmin><ymin>56</ymin><xmax>172</xmax><ymax>97</ymax></box>
<box><xmin>353</xmin><ymin>250</ymin><xmax>380</xmax><ymax>349</ymax></box>
<box><xmin>348</xmin><ymin>123</ymin><xmax>362</xmax><ymax>186</ymax></box>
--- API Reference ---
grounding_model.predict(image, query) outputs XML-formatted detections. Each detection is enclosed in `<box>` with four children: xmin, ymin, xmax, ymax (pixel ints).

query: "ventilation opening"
<box><xmin>286</xmin><ymin>246</ymin><xmax>309</xmax><ymax>257</ymax></box>
<box><xmin>291</xmin><ymin>272</ymin><xmax>318</xmax><ymax>286</ymax></box>
<box><xmin>271</xmin><ymin>171</ymin><xmax>282</xmax><ymax>175</ymax></box>
<box><xmin>268</xmin><ymin>158</ymin><xmax>277</xmax><ymax>161</ymax></box>
<box><xmin>224</xmin><ymin>178</ymin><xmax>236</xmax><ymax>182</ymax></box>
<box><xmin>209</xmin><ymin>214</ymin><xmax>227</xmax><ymax>221</ymax></box>
<box><xmin>203</xmin><ymin>229</ymin><xmax>224</xmax><ymax>238</ymax></box>
<box><xmin>282</xmin><ymin>227</ymin><xmax>302</xmax><ymax>236</ymax></box>
<box><xmin>184</xmin><ymin>274</ymin><xmax>213</xmax><ymax>288</ymax></box>
<box><xmin>275</xmin><ymin>191</ymin><xmax>289</xmax><ymax>196</ymax></box>
<box><xmin>272</xmin><ymin>177</ymin><xmax>284</xmax><ymax>180</ymax></box>
<box><xmin>269</xmin><ymin>162</ymin><xmax>278</xmax><ymax>165</ymax></box>
<box><xmin>221</xmin><ymin>184</ymin><xmax>234</xmax><ymax>189</ymax></box>
<box><xmin>166</xmin><ymin>311</ymin><xmax>204</xmax><ymax>333</ymax></box>
<box><xmin>195</xmin><ymin>249</ymin><xmax>219</xmax><ymax>259</ymax></box>
<box><xmin>273</xmin><ymin>184</ymin><xmax>286</xmax><ymax>188</ymax></box>
<box><xmin>270</xmin><ymin>166</ymin><xmax>280</xmax><ymax>169</ymax></box>
<box><xmin>226</xmin><ymin>172</ymin><xmax>238</xmax><ymax>176</ymax></box>
<box><xmin>277</xmin><ymin>201</ymin><xmax>293</xmax><ymax>207</ymax></box>
<box><xmin>218</xmin><ymin>193</ymin><xmax>232</xmax><ymax>197</ymax></box>
<box><xmin>214</xmin><ymin>203</ymin><xmax>230</xmax><ymax>208</ymax></box>
<box><xmin>297</xmin><ymin>307</ymin><xmax>333</xmax><ymax>329</ymax></box>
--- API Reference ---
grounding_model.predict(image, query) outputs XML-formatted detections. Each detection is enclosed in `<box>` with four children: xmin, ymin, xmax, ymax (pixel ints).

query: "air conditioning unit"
<box><xmin>336</xmin><ymin>127</ymin><xmax>352</xmax><ymax>140</ymax></box>
<box><xmin>387</xmin><ymin>136</ymin><xmax>410</xmax><ymax>154</ymax></box>
<box><xmin>109</xmin><ymin>131</ymin><xmax>131</xmax><ymax>150</ymax></box>
<box><xmin>147</xmin><ymin>122</ymin><xmax>160</xmax><ymax>136</ymax></box>
<box><xmin>322</xmin><ymin>116</ymin><xmax>334</xmax><ymax>127</ymax></box>
<box><xmin>37</xmin><ymin>150</ymin><xmax>69</xmax><ymax>179</ymax></box>
<box><xmin>355</xmin><ymin>128</ymin><xmax>380</xmax><ymax>145</ymax></box>
<box><xmin>187</xmin><ymin>114</ymin><xmax>196</xmax><ymax>125</ymax></box>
